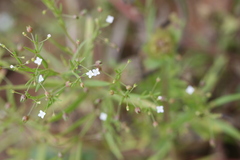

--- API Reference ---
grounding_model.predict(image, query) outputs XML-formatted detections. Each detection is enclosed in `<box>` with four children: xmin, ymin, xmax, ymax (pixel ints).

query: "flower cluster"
<box><xmin>86</xmin><ymin>68</ymin><xmax>100</xmax><ymax>78</ymax></box>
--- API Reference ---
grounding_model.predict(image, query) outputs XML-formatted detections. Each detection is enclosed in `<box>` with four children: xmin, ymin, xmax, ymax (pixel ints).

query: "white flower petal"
<box><xmin>47</xmin><ymin>34</ymin><xmax>51</xmax><ymax>38</ymax></box>
<box><xmin>86</xmin><ymin>70</ymin><xmax>94</xmax><ymax>78</ymax></box>
<box><xmin>156</xmin><ymin>106</ymin><xmax>164</xmax><ymax>113</ymax></box>
<box><xmin>106</xmin><ymin>15</ymin><xmax>114</xmax><ymax>23</ymax></box>
<box><xmin>157</xmin><ymin>96</ymin><xmax>163</xmax><ymax>100</ymax></box>
<box><xmin>186</xmin><ymin>85</ymin><xmax>194</xmax><ymax>95</ymax></box>
<box><xmin>38</xmin><ymin>75</ymin><xmax>44</xmax><ymax>83</ymax></box>
<box><xmin>92</xmin><ymin>68</ymin><xmax>100</xmax><ymax>76</ymax></box>
<box><xmin>38</xmin><ymin>110</ymin><xmax>46</xmax><ymax>119</ymax></box>
<box><xmin>34</xmin><ymin>57</ymin><xmax>42</xmax><ymax>66</ymax></box>
<box><xmin>10</xmin><ymin>65</ymin><xmax>14</xmax><ymax>69</ymax></box>
<box><xmin>99</xmin><ymin>112</ymin><xmax>107</xmax><ymax>121</ymax></box>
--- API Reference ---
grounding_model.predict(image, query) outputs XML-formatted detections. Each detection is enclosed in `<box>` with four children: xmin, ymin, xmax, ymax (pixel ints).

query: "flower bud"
<box><xmin>5</xmin><ymin>103</ymin><xmax>11</xmax><ymax>109</ymax></box>
<box><xmin>26</xmin><ymin>25</ymin><xmax>33</xmax><ymax>33</ymax></box>
<box><xmin>126</xmin><ymin>105</ymin><xmax>129</xmax><ymax>111</ymax></box>
<box><xmin>45</xmin><ymin>91</ymin><xmax>50</xmax><ymax>98</ymax></box>
<box><xmin>20</xmin><ymin>94</ymin><xmax>27</xmax><ymax>102</ymax></box>
<box><xmin>95</xmin><ymin>60</ymin><xmax>102</xmax><ymax>67</ymax></box>
<box><xmin>110</xmin><ymin>90</ymin><xmax>114</xmax><ymax>95</ymax></box>
<box><xmin>153</xmin><ymin>121</ymin><xmax>158</xmax><ymax>127</ymax></box>
<box><xmin>22</xmin><ymin>116</ymin><xmax>29</xmax><ymax>122</ymax></box>
<box><xmin>17</xmin><ymin>44</ymin><xmax>24</xmax><ymax>51</ymax></box>
<box><xmin>65</xmin><ymin>81</ymin><xmax>71</xmax><ymax>87</ymax></box>
<box><xmin>135</xmin><ymin>107</ymin><xmax>141</xmax><ymax>114</ymax></box>
<box><xmin>76</xmin><ymin>40</ymin><xmax>81</xmax><ymax>45</ymax></box>
<box><xmin>104</xmin><ymin>38</ymin><xmax>109</xmax><ymax>43</ymax></box>
<box><xmin>97</xmin><ymin>7</ymin><xmax>103</xmax><ymax>12</ymax></box>
<box><xmin>80</xmin><ymin>82</ymin><xmax>84</xmax><ymax>88</ymax></box>
<box><xmin>126</xmin><ymin>85</ymin><xmax>132</xmax><ymax>91</ymax></box>
<box><xmin>73</xmin><ymin>15</ymin><xmax>79</xmax><ymax>19</ymax></box>
<box><xmin>95</xmin><ymin>98</ymin><xmax>102</xmax><ymax>104</ymax></box>
<box><xmin>156</xmin><ymin>77</ymin><xmax>161</xmax><ymax>82</ymax></box>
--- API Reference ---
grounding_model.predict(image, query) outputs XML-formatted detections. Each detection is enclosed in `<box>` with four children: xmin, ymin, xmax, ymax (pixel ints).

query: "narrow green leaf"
<box><xmin>62</xmin><ymin>114</ymin><xmax>92</xmax><ymax>135</ymax></box>
<box><xmin>49</xmin><ymin>94</ymin><xmax>86</xmax><ymax>122</ymax></box>
<box><xmin>23</xmin><ymin>46</ymin><xmax>36</xmax><ymax>53</ymax></box>
<box><xmin>84</xmin><ymin>80</ymin><xmax>111</xmax><ymax>87</ymax></box>
<box><xmin>105</xmin><ymin>132</ymin><xmax>123</xmax><ymax>159</ymax></box>
<box><xmin>209</xmin><ymin>93</ymin><xmax>240</xmax><ymax>108</ymax></box>
<box><xmin>211</xmin><ymin>119</ymin><xmax>240</xmax><ymax>140</ymax></box>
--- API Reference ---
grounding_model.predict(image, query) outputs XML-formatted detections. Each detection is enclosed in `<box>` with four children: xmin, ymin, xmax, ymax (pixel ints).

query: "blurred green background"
<box><xmin>0</xmin><ymin>0</ymin><xmax>240</xmax><ymax>160</ymax></box>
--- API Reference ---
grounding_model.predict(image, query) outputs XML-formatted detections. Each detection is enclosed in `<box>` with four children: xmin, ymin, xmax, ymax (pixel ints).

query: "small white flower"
<box><xmin>106</xmin><ymin>15</ymin><xmax>114</xmax><ymax>23</ymax></box>
<box><xmin>186</xmin><ymin>85</ymin><xmax>195</xmax><ymax>95</ymax></box>
<box><xmin>156</xmin><ymin>106</ymin><xmax>164</xmax><ymax>113</ymax></box>
<box><xmin>38</xmin><ymin>75</ymin><xmax>44</xmax><ymax>83</ymax></box>
<box><xmin>99</xmin><ymin>112</ymin><xmax>107</xmax><ymax>121</ymax></box>
<box><xmin>47</xmin><ymin>34</ymin><xmax>51</xmax><ymax>38</ymax></box>
<box><xmin>86</xmin><ymin>70</ymin><xmax>94</xmax><ymax>78</ymax></box>
<box><xmin>38</xmin><ymin>110</ymin><xmax>46</xmax><ymax>119</ymax></box>
<box><xmin>34</xmin><ymin>57</ymin><xmax>42</xmax><ymax>66</ymax></box>
<box><xmin>92</xmin><ymin>68</ymin><xmax>100</xmax><ymax>76</ymax></box>
<box><xmin>10</xmin><ymin>65</ymin><xmax>14</xmax><ymax>69</ymax></box>
<box><xmin>157</xmin><ymin>96</ymin><xmax>163</xmax><ymax>100</ymax></box>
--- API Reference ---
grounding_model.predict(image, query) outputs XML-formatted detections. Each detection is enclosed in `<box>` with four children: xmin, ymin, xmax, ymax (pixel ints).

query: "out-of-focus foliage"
<box><xmin>0</xmin><ymin>0</ymin><xmax>240</xmax><ymax>160</ymax></box>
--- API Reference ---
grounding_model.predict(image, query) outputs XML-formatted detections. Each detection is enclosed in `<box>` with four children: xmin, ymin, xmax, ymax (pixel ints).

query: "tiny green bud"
<box><xmin>36</xmin><ymin>101</ymin><xmax>41</xmax><ymax>104</ymax></box>
<box><xmin>0</xmin><ymin>43</ymin><xmax>5</xmax><ymax>48</ymax></box>
<box><xmin>110</xmin><ymin>90</ymin><xmax>114</xmax><ymax>95</ymax></box>
<box><xmin>126</xmin><ymin>105</ymin><xmax>129</xmax><ymax>111</ymax></box>
<box><xmin>22</xmin><ymin>32</ymin><xmax>27</xmax><ymax>36</ymax></box>
<box><xmin>42</xmin><ymin>10</ymin><xmax>47</xmax><ymax>15</ymax></box>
